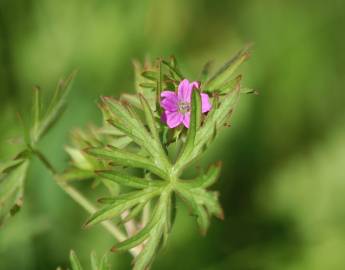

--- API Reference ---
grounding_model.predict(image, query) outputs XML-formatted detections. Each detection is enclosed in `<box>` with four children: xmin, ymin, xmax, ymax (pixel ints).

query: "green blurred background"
<box><xmin>1</xmin><ymin>0</ymin><xmax>345</xmax><ymax>269</ymax></box>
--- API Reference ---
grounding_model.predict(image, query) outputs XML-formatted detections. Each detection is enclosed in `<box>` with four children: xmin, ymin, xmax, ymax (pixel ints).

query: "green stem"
<box><xmin>32</xmin><ymin>149</ymin><xmax>57</xmax><ymax>174</ymax></box>
<box><xmin>32</xmin><ymin>149</ymin><xmax>139</xmax><ymax>256</ymax></box>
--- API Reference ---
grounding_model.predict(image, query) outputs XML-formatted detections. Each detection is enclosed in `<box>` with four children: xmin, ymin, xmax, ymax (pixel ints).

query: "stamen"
<box><xmin>178</xmin><ymin>102</ymin><xmax>191</xmax><ymax>113</ymax></box>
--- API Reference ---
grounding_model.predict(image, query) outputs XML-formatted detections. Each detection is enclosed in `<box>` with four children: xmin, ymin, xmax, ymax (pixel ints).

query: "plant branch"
<box><xmin>32</xmin><ymin>149</ymin><xmax>58</xmax><ymax>174</ymax></box>
<box><xmin>32</xmin><ymin>149</ymin><xmax>139</xmax><ymax>256</ymax></box>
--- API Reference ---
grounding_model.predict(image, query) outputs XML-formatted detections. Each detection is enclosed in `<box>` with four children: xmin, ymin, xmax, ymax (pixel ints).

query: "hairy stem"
<box><xmin>33</xmin><ymin>149</ymin><xmax>139</xmax><ymax>257</ymax></box>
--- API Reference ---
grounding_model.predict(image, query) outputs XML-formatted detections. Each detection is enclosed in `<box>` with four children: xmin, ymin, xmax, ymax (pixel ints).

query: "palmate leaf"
<box><xmin>0</xmin><ymin>72</ymin><xmax>76</xmax><ymax>226</ymax></box>
<box><xmin>84</xmin><ymin>93</ymin><xmax>224</xmax><ymax>270</ymax></box>
<box><xmin>77</xmin><ymin>49</ymin><xmax>252</xmax><ymax>270</ymax></box>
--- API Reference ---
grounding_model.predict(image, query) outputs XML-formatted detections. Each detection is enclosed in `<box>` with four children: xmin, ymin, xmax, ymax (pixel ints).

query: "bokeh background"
<box><xmin>1</xmin><ymin>0</ymin><xmax>345</xmax><ymax>269</ymax></box>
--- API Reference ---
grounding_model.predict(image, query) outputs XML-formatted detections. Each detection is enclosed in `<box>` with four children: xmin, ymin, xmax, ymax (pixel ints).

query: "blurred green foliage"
<box><xmin>1</xmin><ymin>0</ymin><xmax>345</xmax><ymax>269</ymax></box>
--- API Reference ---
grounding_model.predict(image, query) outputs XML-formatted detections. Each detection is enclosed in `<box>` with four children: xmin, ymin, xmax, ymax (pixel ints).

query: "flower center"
<box><xmin>178</xmin><ymin>102</ymin><xmax>191</xmax><ymax>114</ymax></box>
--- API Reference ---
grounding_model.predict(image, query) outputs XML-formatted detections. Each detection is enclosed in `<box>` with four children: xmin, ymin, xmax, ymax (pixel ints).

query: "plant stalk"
<box><xmin>33</xmin><ymin>149</ymin><xmax>139</xmax><ymax>257</ymax></box>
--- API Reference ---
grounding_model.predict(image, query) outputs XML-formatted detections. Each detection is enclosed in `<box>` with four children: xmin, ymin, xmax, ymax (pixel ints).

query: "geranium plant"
<box><xmin>0</xmin><ymin>46</ymin><xmax>255</xmax><ymax>270</ymax></box>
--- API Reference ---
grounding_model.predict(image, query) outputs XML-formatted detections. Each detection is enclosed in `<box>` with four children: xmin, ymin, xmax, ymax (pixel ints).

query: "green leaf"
<box><xmin>84</xmin><ymin>188</ymin><xmax>161</xmax><ymax>227</ymax></box>
<box><xmin>163</xmin><ymin>193</ymin><xmax>176</xmax><ymax>244</ymax></box>
<box><xmin>96</xmin><ymin>170</ymin><xmax>164</xmax><ymax>189</ymax></box>
<box><xmin>178</xmin><ymin>162</ymin><xmax>222</xmax><ymax>188</ymax></box>
<box><xmin>240</xmin><ymin>87</ymin><xmax>258</xmax><ymax>95</ymax></box>
<box><xmin>121</xmin><ymin>202</ymin><xmax>146</xmax><ymax>223</ymax></box>
<box><xmin>86</xmin><ymin>146</ymin><xmax>168</xmax><ymax>179</ymax></box>
<box><xmin>90</xmin><ymin>251</ymin><xmax>110</xmax><ymax>270</ymax></box>
<box><xmin>139</xmin><ymin>94</ymin><xmax>160</xmax><ymax>143</ymax></box>
<box><xmin>121</xmin><ymin>91</ymin><xmax>158</xmax><ymax>118</ymax></box>
<box><xmin>102</xmin><ymin>97</ymin><xmax>147</xmax><ymax>136</ymax></box>
<box><xmin>60</xmin><ymin>53</ymin><xmax>251</xmax><ymax>270</ymax></box>
<box><xmin>101</xmin><ymin>178</ymin><xmax>120</xmax><ymax>196</ymax></box>
<box><xmin>0</xmin><ymin>158</ymin><xmax>25</xmax><ymax>174</ymax></box>
<box><xmin>112</xmin><ymin>200</ymin><xmax>165</xmax><ymax>252</ymax></box>
<box><xmin>120</xmin><ymin>93</ymin><xmax>142</xmax><ymax>109</ymax></box>
<box><xmin>90</xmin><ymin>251</ymin><xmax>99</xmax><ymax>270</ymax></box>
<box><xmin>133</xmin><ymin>222</ymin><xmax>164</xmax><ymax>270</ymax></box>
<box><xmin>139</xmin><ymin>82</ymin><xmax>156</xmax><ymax>89</ymax></box>
<box><xmin>175</xmin><ymin>186</ymin><xmax>210</xmax><ymax>234</ymax></box>
<box><xmin>193</xmin><ymin>189</ymin><xmax>223</xmax><ymax>219</ymax></box>
<box><xmin>102</xmin><ymin>98</ymin><xmax>158</xmax><ymax>155</ymax></box>
<box><xmin>65</xmin><ymin>146</ymin><xmax>94</xmax><ymax>171</ymax></box>
<box><xmin>200</xmin><ymin>60</ymin><xmax>213</xmax><ymax>82</ymax></box>
<box><xmin>215</xmin><ymin>74</ymin><xmax>242</xmax><ymax>95</ymax></box>
<box><xmin>59</xmin><ymin>168</ymin><xmax>94</xmax><ymax>182</ymax></box>
<box><xmin>17</xmin><ymin>113</ymin><xmax>31</xmax><ymax>147</ymax></box>
<box><xmin>63</xmin><ymin>251</ymin><xmax>110</xmax><ymax>270</ymax></box>
<box><xmin>169</xmin><ymin>55</ymin><xmax>178</xmax><ymax>69</ymax></box>
<box><xmin>162</xmin><ymin>60</ymin><xmax>183</xmax><ymax>79</ymax></box>
<box><xmin>97</xmin><ymin>188</ymin><xmax>160</xmax><ymax>205</ymax></box>
<box><xmin>203</xmin><ymin>81</ymin><xmax>241</xmax><ymax>132</ymax></box>
<box><xmin>141</xmin><ymin>71</ymin><xmax>159</xmax><ymax>81</ymax></box>
<box><xmin>131</xmin><ymin>191</ymin><xmax>170</xmax><ymax>270</ymax></box>
<box><xmin>1</xmin><ymin>73</ymin><xmax>76</xmax><ymax>227</ymax></box>
<box><xmin>69</xmin><ymin>250</ymin><xmax>83</xmax><ymax>270</ymax></box>
<box><xmin>102</xmin><ymin>83</ymin><xmax>170</xmax><ymax>173</ymax></box>
<box><xmin>0</xmin><ymin>161</ymin><xmax>29</xmax><ymax>225</ymax></box>
<box><xmin>205</xmin><ymin>45</ymin><xmax>250</xmax><ymax>90</ymax></box>
<box><xmin>98</xmin><ymin>254</ymin><xmax>110</xmax><ymax>270</ymax></box>
<box><xmin>109</xmin><ymin>136</ymin><xmax>133</xmax><ymax>149</ymax></box>
<box><xmin>33</xmin><ymin>70</ymin><xmax>77</xmax><ymax>143</ymax></box>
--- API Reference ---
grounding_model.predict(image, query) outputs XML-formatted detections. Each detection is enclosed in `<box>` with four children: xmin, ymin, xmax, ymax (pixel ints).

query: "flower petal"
<box><xmin>161</xmin><ymin>99</ymin><xmax>178</xmax><ymax>112</ymax></box>
<box><xmin>182</xmin><ymin>112</ymin><xmax>191</xmax><ymax>128</ymax></box>
<box><xmin>161</xmin><ymin>90</ymin><xmax>176</xmax><ymax>99</ymax></box>
<box><xmin>178</xmin><ymin>79</ymin><xmax>192</xmax><ymax>103</ymax></box>
<box><xmin>201</xmin><ymin>93</ymin><xmax>212</xmax><ymax>113</ymax></box>
<box><xmin>165</xmin><ymin>111</ymin><xmax>183</xmax><ymax>128</ymax></box>
<box><xmin>160</xmin><ymin>91</ymin><xmax>178</xmax><ymax>112</ymax></box>
<box><xmin>190</xmin><ymin>81</ymin><xmax>200</xmax><ymax>90</ymax></box>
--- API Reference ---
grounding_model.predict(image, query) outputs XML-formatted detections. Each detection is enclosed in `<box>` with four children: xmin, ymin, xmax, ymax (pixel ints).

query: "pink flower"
<box><xmin>160</xmin><ymin>79</ymin><xmax>212</xmax><ymax>128</ymax></box>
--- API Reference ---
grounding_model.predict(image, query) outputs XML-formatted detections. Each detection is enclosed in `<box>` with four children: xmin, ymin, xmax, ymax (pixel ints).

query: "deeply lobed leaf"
<box><xmin>84</xmin><ymin>188</ymin><xmax>162</xmax><ymax>227</ymax></box>
<box><xmin>67</xmin><ymin>49</ymin><xmax>251</xmax><ymax>270</ymax></box>
<box><xmin>1</xmin><ymin>72</ymin><xmax>76</xmax><ymax>226</ymax></box>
